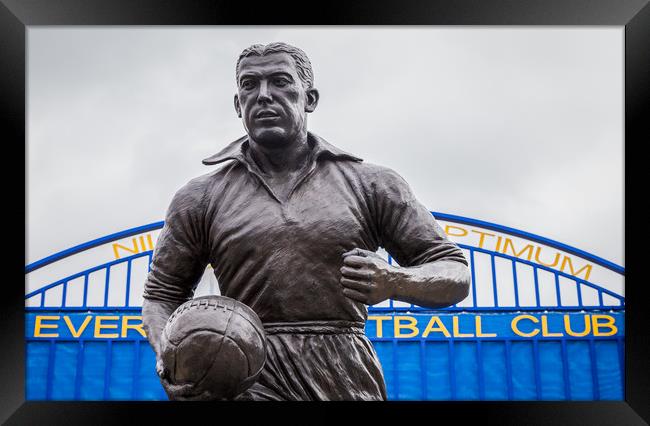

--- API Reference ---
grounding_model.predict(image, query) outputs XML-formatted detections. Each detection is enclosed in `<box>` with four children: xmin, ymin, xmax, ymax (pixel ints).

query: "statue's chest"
<box><xmin>209</xmin><ymin>174</ymin><xmax>372</xmax><ymax>256</ymax></box>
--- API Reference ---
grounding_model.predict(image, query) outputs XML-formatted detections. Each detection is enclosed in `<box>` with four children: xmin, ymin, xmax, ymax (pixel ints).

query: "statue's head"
<box><xmin>234</xmin><ymin>42</ymin><xmax>319</xmax><ymax>149</ymax></box>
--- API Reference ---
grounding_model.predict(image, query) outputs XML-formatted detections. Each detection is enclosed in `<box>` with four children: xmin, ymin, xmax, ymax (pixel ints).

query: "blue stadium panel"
<box><xmin>25</xmin><ymin>214</ymin><xmax>625</xmax><ymax>401</ymax></box>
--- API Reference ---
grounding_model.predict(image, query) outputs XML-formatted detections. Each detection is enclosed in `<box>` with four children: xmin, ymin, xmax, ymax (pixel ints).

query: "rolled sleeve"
<box><xmin>143</xmin><ymin>178</ymin><xmax>209</xmax><ymax>304</ymax></box>
<box><xmin>374</xmin><ymin>168</ymin><xmax>467</xmax><ymax>267</ymax></box>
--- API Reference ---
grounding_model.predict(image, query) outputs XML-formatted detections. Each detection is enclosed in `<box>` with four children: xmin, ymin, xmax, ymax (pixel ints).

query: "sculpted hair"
<box><xmin>236</xmin><ymin>42</ymin><xmax>314</xmax><ymax>89</ymax></box>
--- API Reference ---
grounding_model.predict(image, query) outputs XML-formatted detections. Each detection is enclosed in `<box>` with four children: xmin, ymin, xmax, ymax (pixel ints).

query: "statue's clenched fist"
<box><xmin>340</xmin><ymin>248</ymin><xmax>399</xmax><ymax>305</ymax></box>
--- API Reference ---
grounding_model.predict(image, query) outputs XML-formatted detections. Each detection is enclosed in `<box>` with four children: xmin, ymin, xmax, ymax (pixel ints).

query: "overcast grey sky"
<box><xmin>26</xmin><ymin>27</ymin><xmax>624</xmax><ymax>266</ymax></box>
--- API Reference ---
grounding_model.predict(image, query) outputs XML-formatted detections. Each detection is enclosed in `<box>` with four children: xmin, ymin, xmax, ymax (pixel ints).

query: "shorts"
<box><xmin>235</xmin><ymin>320</ymin><xmax>387</xmax><ymax>401</ymax></box>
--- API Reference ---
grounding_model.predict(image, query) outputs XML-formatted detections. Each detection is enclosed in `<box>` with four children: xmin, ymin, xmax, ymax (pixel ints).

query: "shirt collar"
<box><xmin>202</xmin><ymin>132</ymin><xmax>363</xmax><ymax>166</ymax></box>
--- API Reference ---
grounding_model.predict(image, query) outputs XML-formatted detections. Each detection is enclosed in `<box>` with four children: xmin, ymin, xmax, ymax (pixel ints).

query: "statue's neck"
<box><xmin>248</xmin><ymin>132</ymin><xmax>311</xmax><ymax>176</ymax></box>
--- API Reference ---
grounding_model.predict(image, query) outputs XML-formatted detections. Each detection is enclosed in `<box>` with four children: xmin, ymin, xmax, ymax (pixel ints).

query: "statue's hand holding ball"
<box><xmin>156</xmin><ymin>296</ymin><xmax>267</xmax><ymax>401</ymax></box>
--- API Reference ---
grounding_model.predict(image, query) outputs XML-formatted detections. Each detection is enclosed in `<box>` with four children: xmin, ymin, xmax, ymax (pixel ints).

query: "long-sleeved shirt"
<box><xmin>143</xmin><ymin>132</ymin><xmax>467</xmax><ymax>323</ymax></box>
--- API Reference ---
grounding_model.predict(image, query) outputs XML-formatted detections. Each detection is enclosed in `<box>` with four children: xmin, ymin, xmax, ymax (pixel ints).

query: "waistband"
<box><xmin>262</xmin><ymin>320</ymin><xmax>366</xmax><ymax>335</ymax></box>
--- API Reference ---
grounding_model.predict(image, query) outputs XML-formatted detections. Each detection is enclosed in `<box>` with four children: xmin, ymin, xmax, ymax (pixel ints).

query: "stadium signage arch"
<box><xmin>25</xmin><ymin>213</ymin><xmax>624</xmax><ymax>400</ymax></box>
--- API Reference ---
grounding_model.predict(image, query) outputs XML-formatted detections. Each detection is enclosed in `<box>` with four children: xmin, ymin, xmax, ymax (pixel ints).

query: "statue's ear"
<box><xmin>234</xmin><ymin>94</ymin><xmax>242</xmax><ymax>118</ymax></box>
<box><xmin>305</xmin><ymin>88</ymin><xmax>319</xmax><ymax>113</ymax></box>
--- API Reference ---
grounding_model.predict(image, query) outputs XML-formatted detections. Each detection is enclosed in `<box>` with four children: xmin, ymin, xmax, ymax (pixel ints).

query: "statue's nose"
<box><xmin>257</xmin><ymin>80</ymin><xmax>272</xmax><ymax>103</ymax></box>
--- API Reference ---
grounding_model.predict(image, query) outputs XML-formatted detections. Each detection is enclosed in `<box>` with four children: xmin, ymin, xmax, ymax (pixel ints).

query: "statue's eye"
<box><xmin>241</xmin><ymin>80</ymin><xmax>256</xmax><ymax>90</ymax></box>
<box><xmin>274</xmin><ymin>78</ymin><xmax>289</xmax><ymax>87</ymax></box>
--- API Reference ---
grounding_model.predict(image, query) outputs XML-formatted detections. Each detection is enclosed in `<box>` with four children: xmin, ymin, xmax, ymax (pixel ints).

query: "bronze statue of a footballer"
<box><xmin>142</xmin><ymin>42</ymin><xmax>471</xmax><ymax>401</ymax></box>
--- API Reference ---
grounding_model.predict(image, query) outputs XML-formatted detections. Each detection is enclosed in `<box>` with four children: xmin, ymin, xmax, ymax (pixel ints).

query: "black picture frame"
<box><xmin>2</xmin><ymin>0</ymin><xmax>647</xmax><ymax>424</ymax></box>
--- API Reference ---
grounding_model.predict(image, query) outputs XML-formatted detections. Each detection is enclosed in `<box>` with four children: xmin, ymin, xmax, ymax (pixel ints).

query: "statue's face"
<box><xmin>235</xmin><ymin>52</ymin><xmax>318</xmax><ymax>148</ymax></box>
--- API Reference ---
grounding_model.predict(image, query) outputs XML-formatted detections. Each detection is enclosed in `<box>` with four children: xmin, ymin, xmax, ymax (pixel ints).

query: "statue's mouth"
<box><xmin>256</xmin><ymin>110</ymin><xmax>280</xmax><ymax>119</ymax></box>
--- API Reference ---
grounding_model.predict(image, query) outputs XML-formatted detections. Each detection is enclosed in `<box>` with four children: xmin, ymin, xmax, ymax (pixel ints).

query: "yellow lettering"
<box><xmin>368</xmin><ymin>316</ymin><xmax>392</xmax><ymax>338</ymax></box>
<box><xmin>475</xmin><ymin>316</ymin><xmax>497</xmax><ymax>337</ymax></box>
<box><xmin>591</xmin><ymin>315</ymin><xmax>617</xmax><ymax>337</ymax></box>
<box><xmin>470</xmin><ymin>230</ymin><xmax>495</xmax><ymax>249</ymax></box>
<box><xmin>394</xmin><ymin>316</ymin><xmax>419</xmax><ymax>338</ymax></box>
<box><xmin>444</xmin><ymin>225</ymin><xmax>468</xmax><ymax>238</ymax></box>
<box><xmin>112</xmin><ymin>238</ymin><xmax>140</xmax><ymax>259</ymax></box>
<box><xmin>422</xmin><ymin>316</ymin><xmax>451</xmax><ymax>338</ymax></box>
<box><xmin>541</xmin><ymin>315</ymin><xmax>563</xmax><ymax>337</ymax></box>
<box><xmin>512</xmin><ymin>315</ymin><xmax>540</xmax><ymax>337</ymax></box>
<box><xmin>94</xmin><ymin>316</ymin><xmax>120</xmax><ymax>338</ymax></box>
<box><xmin>560</xmin><ymin>256</ymin><xmax>593</xmax><ymax>281</ymax></box>
<box><xmin>495</xmin><ymin>236</ymin><xmax>503</xmax><ymax>252</ymax></box>
<box><xmin>564</xmin><ymin>314</ymin><xmax>591</xmax><ymax>337</ymax></box>
<box><xmin>63</xmin><ymin>315</ymin><xmax>92</xmax><ymax>338</ymax></box>
<box><xmin>502</xmin><ymin>238</ymin><xmax>534</xmax><ymax>261</ymax></box>
<box><xmin>452</xmin><ymin>316</ymin><xmax>474</xmax><ymax>337</ymax></box>
<box><xmin>534</xmin><ymin>247</ymin><xmax>561</xmax><ymax>268</ymax></box>
<box><xmin>146</xmin><ymin>233</ymin><xmax>154</xmax><ymax>250</ymax></box>
<box><xmin>34</xmin><ymin>316</ymin><xmax>59</xmax><ymax>338</ymax></box>
<box><xmin>121</xmin><ymin>316</ymin><xmax>146</xmax><ymax>338</ymax></box>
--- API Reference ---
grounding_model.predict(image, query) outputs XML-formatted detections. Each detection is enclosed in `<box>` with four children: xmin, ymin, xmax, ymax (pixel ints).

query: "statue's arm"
<box><xmin>395</xmin><ymin>259</ymin><xmax>470</xmax><ymax>308</ymax></box>
<box><xmin>340</xmin><ymin>167</ymin><xmax>470</xmax><ymax>309</ymax></box>
<box><xmin>141</xmin><ymin>177</ymin><xmax>210</xmax><ymax>365</ymax></box>
<box><xmin>341</xmin><ymin>250</ymin><xmax>469</xmax><ymax>308</ymax></box>
<box><xmin>142</xmin><ymin>298</ymin><xmax>181</xmax><ymax>360</ymax></box>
